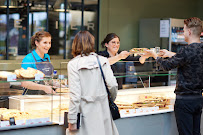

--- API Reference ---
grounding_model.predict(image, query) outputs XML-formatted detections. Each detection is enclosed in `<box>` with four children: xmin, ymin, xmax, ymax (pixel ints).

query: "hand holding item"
<box><xmin>146</xmin><ymin>50</ymin><xmax>158</xmax><ymax>59</ymax></box>
<box><xmin>139</xmin><ymin>50</ymin><xmax>151</xmax><ymax>58</ymax></box>
<box><xmin>44</xmin><ymin>86</ymin><xmax>56</xmax><ymax>94</ymax></box>
<box><xmin>158</xmin><ymin>49</ymin><xmax>176</xmax><ymax>58</ymax></box>
<box><xmin>68</xmin><ymin>123</ymin><xmax>77</xmax><ymax>131</ymax></box>
<box><xmin>118</xmin><ymin>51</ymin><xmax>130</xmax><ymax>59</ymax></box>
<box><xmin>139</xmin><ymin>51</ymin><xmax>152</xmax><ymax>64</ymax></box>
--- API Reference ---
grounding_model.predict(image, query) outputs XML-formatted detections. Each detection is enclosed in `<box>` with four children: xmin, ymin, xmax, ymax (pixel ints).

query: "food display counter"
<box><xmin>0</xmin><ymin>62</ymin><xmax>68</xmax><ymax>135</ymax></box>
<box><xmin>0</xmin><ymin>61</ymin><xmax>202</xmax><ymax>135</ymax></box>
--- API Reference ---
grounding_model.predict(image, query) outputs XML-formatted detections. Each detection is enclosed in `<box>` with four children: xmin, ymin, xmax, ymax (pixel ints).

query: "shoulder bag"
<box><xmin>96</xmin><ymin>55</ymin><xmax>120</xmax><ymax>120</ymax></box>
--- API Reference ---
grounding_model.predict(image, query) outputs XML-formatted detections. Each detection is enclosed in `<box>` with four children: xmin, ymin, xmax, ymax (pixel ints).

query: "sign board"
<box><xmin>160</xmin><ymin>20</ymin><xmax>170</xmax><ymax>37</ymax></box>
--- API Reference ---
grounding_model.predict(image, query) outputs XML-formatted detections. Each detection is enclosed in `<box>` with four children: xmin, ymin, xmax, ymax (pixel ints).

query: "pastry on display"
<box><xmin>116</xmin><ymin>102</ymin><xmax>135</xmax><ymax>110</ymax></box>
<box><xmin>56</xmin><ymin>104</ymin><xmax>69</xmax><ymax>111</ymax></box>
<box><xmin>19</xmin><ymin>68</ymin><xmax>37</xmax><ymax>78</ymax></box>
<box><xmin>0</xmin><ymin>71</ymin><xmax>15</xmax><ymax>79</ymax></box>
<box><xmin>116</xmin><ymin>95</ymin><xmax>172</xmax><ymax>110</ymax></box>
<box><xmin>53</xmin><ymin>79</ymin><xmax>68</xmax><ymax>86</ymax></box>
<box><xmin>133</xmin><ymin>101</ymin><xmax>156</xmax><ymax>108</ymax></box>
<box><xmin>55</xmin><ymin>88</ymin><xmax>69</xmax><ymax>93</ymax></box>
<box><xmin>15</xmin><ymin>67</ymin><xmax>45</xmax><ymax>79</ymax></box>
<box><xmin>0</xmin><ymin>108</ymin><xmax>30</xmax><ymax>121</ymax></box>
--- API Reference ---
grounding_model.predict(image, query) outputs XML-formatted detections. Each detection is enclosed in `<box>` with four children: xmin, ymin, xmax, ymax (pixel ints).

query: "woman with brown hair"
<box><xmin>98</xmin><ymin>33</ymin><xmax>149</xmax><ymax>89</ymax></box>
<box><xmin>67</xmin><ymin>31</ymin><xmax>119</xmax><ymax>135</ymax></box>
<box><xmin>21</xmin><ymin>31</ymin><xmax>55</xmax><ymax>94</ymax></box>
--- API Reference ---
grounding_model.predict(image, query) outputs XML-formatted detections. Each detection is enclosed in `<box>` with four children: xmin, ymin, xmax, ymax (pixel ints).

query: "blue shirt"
<box><xmin>21</xmin><ymin>50</ymin><xmax>51</xmax><ymax>69</ymax></box>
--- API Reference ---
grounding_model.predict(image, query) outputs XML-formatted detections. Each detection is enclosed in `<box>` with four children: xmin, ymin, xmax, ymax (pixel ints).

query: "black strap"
<box><xmin>96</xmin><ymin>55</ymin><xmax>112</xmax><ymax>100</ymax></box>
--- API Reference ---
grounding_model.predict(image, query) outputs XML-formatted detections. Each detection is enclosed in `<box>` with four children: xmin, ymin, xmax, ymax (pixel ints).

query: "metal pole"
<box><xmin>46</xmin><ymin>0</ymin><xmax>49</xmax><ymax>31</ymax></box>
<box><xmin>64</xmin><ymin>0</ymin><xmax>67</xmax><ymax>59</ymax></box>
<box><xmin>81</xmin><ymin>0</ymin><xmax>84</xmax><ymax>31</ymax></box>
<box><xmin>6</xmin><ymin>0</ymin><xmax>9</xmax><ymax>60</ymax></box>
<box><xmin>96</xmin><ymin>0</ymin><xmax>100</xmax><ymax>53</ymax></box>
<box><xmin>26</xmin><ymin>0</ymin><xmax>30</xmax><ymax>54</ymax></box>
<box><xmin>31</xmin><ymin>13</ymin><xmax>34</xmax><ymax>36</ymax></box>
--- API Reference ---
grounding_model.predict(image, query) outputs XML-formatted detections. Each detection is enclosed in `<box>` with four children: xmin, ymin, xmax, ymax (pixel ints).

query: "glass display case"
<box><xmin>0</xmin><ymin>62</ymin><xmax>68</xmax><ymax>131</ymax></box>
<box><xmin>59</xmin><ymin>60</ymin><xmax>177</xmax><ymax>120</ymax></box>
<box><xmin>0</xmin><ymin>59</ymin><xmax>177</xmax><ymax>132</ymax></box>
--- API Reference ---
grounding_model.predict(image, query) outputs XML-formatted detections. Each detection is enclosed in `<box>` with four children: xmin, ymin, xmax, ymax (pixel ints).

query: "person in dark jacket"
<box><xmin>98</xmin><ymin>33</ymin><xmax>148</xmax><ymax>89</ymax></box>
<box><xmin>147</xmin><ymin>17</ymin><xmax>203</xmax><ymax>135</ymax></box>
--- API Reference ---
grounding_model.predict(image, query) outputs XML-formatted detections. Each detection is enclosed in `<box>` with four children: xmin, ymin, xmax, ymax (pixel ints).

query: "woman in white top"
<box><xmin>67</xmin><ymin>31</ymin><xmax>119</xmax><ymax>135</ymax></box>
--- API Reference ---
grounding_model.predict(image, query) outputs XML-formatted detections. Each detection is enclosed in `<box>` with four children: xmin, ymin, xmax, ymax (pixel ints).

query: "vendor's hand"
<box><xmin>44</xmin><ymin>86</ymin><xmax>56</xmax><ymax>94</ymax></box>
<box><xmin>118</xmin><ymin>51</ymin><xmax>130</xmax><ymax>59</ymax></box>
<box><xmin>140</xmin><ymin>51</ymin><xmax>151</xmax><ymax>59</ymax></box>
<box><xmin>68</xmin><ymin>123</ymin><xmax>77</xmax><ymax>131</ymax></box>
<box><xmin>146</xmin><ymin>50</ymin><xmax>158</xmax><ymax>59</ymax></box>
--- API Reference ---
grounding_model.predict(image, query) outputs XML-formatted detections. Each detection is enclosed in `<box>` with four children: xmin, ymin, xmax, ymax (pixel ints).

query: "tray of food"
<box><xmin>15</xmin><ymin>67</ymin><xmax>45</xmax><ymax>79</ymax></box>
<box><xmin>129</xmin><ymin>48</ymin><xmax>148</xmax><ymax>55</ymax></box>
<box><xmin>0</xmin><ymin>108</ymin><xmax>30</xmax><ymax>121</ymax></box>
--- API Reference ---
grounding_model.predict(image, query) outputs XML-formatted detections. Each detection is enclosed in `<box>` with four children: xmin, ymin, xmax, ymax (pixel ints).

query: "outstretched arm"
<box><xmin>108</xmin><ymin>51</ymin><xmax>130</xmax><ymax>65</ymax></box>
<box><xmin>21</xmin><ymin>81</ymin><xmax>55</xmax><ymax>94</ymax></box>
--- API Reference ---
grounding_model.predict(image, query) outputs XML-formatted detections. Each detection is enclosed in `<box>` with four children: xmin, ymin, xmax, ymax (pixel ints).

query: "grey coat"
<box><xmin>67</xmin><ymin>53</ymin><xmax>119</xmax><ymax>135</ymax></box>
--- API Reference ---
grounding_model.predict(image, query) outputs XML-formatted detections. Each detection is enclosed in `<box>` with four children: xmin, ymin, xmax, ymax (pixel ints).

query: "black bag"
<box><xmin>64</xmin><ymin>112</ymin><xmax>81</xmax><ymax>129</ymax></box>
<box><xmin>96</xmin><ymin>56</ymin><xmax>120</xmax><ymax>120</ymax></box>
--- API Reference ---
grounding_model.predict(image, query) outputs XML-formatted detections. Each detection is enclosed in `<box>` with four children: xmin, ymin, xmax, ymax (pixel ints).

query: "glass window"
<box><xmin>83</xmin><ymin>0</ymin><xmax>98</xmax><ymax>52</ymax></box>
<box><xmin>0</xmin><ymin>0</ymin><xmax>99</xmax><ymax>59</ymax></box>
<box><xmin>0</xmin><ymin>14</ymin><xmax>6</xmax><ymax>59</ymax></box>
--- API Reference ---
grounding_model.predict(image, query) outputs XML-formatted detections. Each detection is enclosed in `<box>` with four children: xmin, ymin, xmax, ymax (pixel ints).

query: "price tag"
<box><xmin>16</xmin><ymin>120</ymin><xmax>25</xmax><ymax>125</ymax></box>
<box><xmin>168</xmin><ymin>105</ymin><xmax>174</xmax><ymax>109</ymax></box>
<box><xmin>1</xmin><ymin>121</ymin><xmax>10</xmax><ymax>127</ymax></box>
<box><xmin>142</xmin><ymin>108</ymin><xmax>148</xmax><ymax>113</ymax></box>
<box><xmin>26</xmin><ymin>119</ymin><xmax>35</xmax><ymax>125</ymax></box>
<box><xmin>58</xmin><ymin>75</ymin><xmax>64</xmax><ymax>79</ymax></box>
<box><xmin>41</xmin><ymin>117</ymin><xmax>50</xmax><ymax>123</ymax></box>
<box><xmin>145</xmin><ymin>108</ymin><xmax>151</xmax><ymax>113</ymax></box>
<box><xmin>35</xmin><ymin>74</ymin><xmax>44</xmax><ymax>80</ymax></box>
<box><xmin>7</xmin><ymin>74</ymin><xmax>16</xmax><ymax>82</ymax></box>
<box><xmin>120</xmin><ymin>110</ymin><xmax>127</xmax><ymax>115</ymax></box>
<box><xmin>154</xmin><ymin>106</ymin><xmax>159</xmax><ymax>111</ymax></box>
<box><xmin>150</xmin><ymin>107</ymin><xmax>155</xmax><ymax>112</ymax></box>
<box><xmin>129</xmin><ymin>109</ymin><xmax>136</xmax><ymax>114</ymax></box>
<box><xmin>34</xmin><ymin>118</ymin><xmax>42</xmax><ymax>123</ymax></box>
<box><xmin>136</xmin><ymin>108</ymin><xmax>143</xmax><ymax>113</ymax></box>
<box><xmin>27</xmin><ymin>118</ymin><xmax>48</xmax><ymax>124</ymax></box>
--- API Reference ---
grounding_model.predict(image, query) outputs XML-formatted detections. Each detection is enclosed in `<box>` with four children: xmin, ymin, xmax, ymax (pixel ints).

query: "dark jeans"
<box><xmin>174</xmin><ymin>95</ymin><xmax>203</xmax><ymax>135</ymax></box>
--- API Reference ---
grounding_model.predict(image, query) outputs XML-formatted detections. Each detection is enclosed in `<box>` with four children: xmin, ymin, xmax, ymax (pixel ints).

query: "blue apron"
<box><xmin>31</xmin><ymin>52</ymin><xmax>54</xmax><ymax>77</ymax></box>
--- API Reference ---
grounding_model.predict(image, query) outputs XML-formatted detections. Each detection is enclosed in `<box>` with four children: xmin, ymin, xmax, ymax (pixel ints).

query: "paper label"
<box><xmin>0</xmin><ymin>121</ymin><xmax>10</xmax><ymax>127</ymax></box>
<box><xmin>168</xmin><ymin>105</ymin><xmax>174</xmax><ymax>109</ymax></box>
<box><xmin>16</xmin><ymin>120</ymin><xmax>25</xmax><ymax>125</ymax></box>
<box><xmin>26</xmin><ymin>118</ymin><xmax>50</xmax><ymax>125</ymax></box>
<box><xmin>142</xmin><ymin>108</ymin><xmax>148</xmax><ymax>113</ymax></box>
<box><xmin>120</xmin><ymin>110</ymin><xmax>127</xmax><ymax>115</ymax></box>
<box><xmin>160</xmin><ymin>20</ymin><xmax>170</xmax><ymax>37</ymax></box>
<box><xmin>26</xmin><ymin>119</ymin><xmax>35</xmax><ymax>125</ymax></box>
<box><xmin>35</xmin><ymin>74</ymin><xmax>44</xmax><ymax>80</ymax></box>
<box><xmin>129</xmin><ymin>109</ymin><xmax>136</xmax><ymax>114</ymax></box>
<box><xmin>148</xmin><ymin>107</ymin><xmax>157</xmax><ymax>112</ymax></box>
<box><xmin>154</xmin><ymin>106</ymin><xmax>159</xmax><ymax>111</ymax></box>
<box><xmin>41</xmin><ymin>117</ymin><xmax>50</xmax><ymax>123</ymax></box>
<box><xmin>7</xmin><ymin>74</ymin><xmax>16</xmax><ymax>82</ymax></box>
<box><xmin>135</xmin><ymin>108</ymin><xmax>143</xmax><ymax>113</ymax></box>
